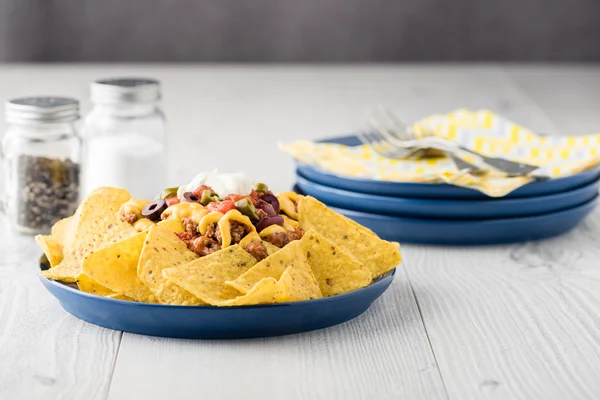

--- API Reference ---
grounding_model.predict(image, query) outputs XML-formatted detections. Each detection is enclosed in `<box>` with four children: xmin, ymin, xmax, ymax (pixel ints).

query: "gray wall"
<box><xmin>1</xmin><ymin>0</ymin><xmax>599</xmax><ymax>62</ymax></box>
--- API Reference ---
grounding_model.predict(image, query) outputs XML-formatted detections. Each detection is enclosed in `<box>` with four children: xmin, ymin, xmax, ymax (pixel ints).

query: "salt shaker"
<box><xmin>81</xmin><ymin>78</ymin><xmax>167</xmax><ymax>199</ymax></box>
<box><xmin>1</xmin><ymin>97</ymin><xmax>81</xmax><ymax>234</ymax></box>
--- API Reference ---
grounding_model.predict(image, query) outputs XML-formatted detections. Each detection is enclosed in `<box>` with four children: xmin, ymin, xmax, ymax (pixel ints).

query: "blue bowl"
<box><xmin>39</xmin><ymin>262</ymin><xmax>395</xmax><ymax>339</ymax></box>
<box><xmin>294</xmin><ymin>185</ymin><xmax>597</xmax><ymax>245</ymax></box>
<box><xmin>296</xmin><ymin>172</ymin><xmax>600</xmax><ymax>219</ymax></box>
<box><xmin>297</xmin><ymin>135</ymin><xmax>600</xmax><ymax>199</ymax></box>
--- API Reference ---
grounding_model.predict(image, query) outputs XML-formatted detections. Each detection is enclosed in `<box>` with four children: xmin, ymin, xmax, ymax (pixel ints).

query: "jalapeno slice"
<box><xmin>200</xmin><ymin>189</ymin><xmax>221</xmax><ymax>205</ymax></box>
<box><xmin>158</xmin><ymin>187</ymin><xmax>179</xmax><ymax>200</ymax></box>
<box><xmin>255</xmin><ymin>182</ymin><xmax>269</xmax><ymax>193</ymax></box>
<box><xmin>235</xmin><ymin>198</ymin><xmax>260</xmax><ymax>221</ymax></box>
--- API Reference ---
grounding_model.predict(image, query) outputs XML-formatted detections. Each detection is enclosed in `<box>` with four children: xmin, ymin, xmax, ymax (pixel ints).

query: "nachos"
<box><xmin>39</xmin><ymin>171</ymin><xmax>401</xmax><ymax>306</ymax></box>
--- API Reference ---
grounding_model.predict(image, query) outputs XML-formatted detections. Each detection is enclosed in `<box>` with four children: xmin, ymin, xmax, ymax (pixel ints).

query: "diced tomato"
<box><xmin>248</xmin><ymin>189</ymin><xmax>259</xmax><ymax>205</ymax></box>
<box><xmin>206</xmin><ymin>200</ymin><xmax>236</xmax><ymax>213</ymax></box>
<box><xmin>166</xmin><ymin>197</ymin><xmax>180</xmax><ymax>206</ymax></box>
<box><xmin>223</xmin><ymin>194</ymin><xmax>246</xmax><ymax>203</ymax></box>
<box><xmin>193</xmin><ymin>185</ymin><xmax>212</xmax><ymax>198</ymax></box>
<box><xmin>223</xmin><ymin>192</ymin><xmax>260</xmax><ymax>206</ymax></box>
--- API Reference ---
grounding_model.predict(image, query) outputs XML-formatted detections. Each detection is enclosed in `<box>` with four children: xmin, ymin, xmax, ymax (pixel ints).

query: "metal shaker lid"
<box><xmin>5</xmin><ymin>97</ymin><xmax>80</xmax><ymax>124</ymax></box>
<box><xmin>91</xmin><ymin>77</ymin><xmax>161</xmax><ymax>104</ymax></box>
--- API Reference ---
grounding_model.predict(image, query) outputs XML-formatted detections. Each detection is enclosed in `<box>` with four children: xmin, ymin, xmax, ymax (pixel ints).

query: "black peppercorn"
<box><xmin>15</xmin><ymin>155</ymin><xmax>80</xmax><ymax>232</ymax></box>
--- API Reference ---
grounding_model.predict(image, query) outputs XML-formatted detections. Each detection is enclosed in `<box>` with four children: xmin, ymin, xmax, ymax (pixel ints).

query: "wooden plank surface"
<box><xmin>0</xmin><ymin>231</ymin><xmax>121</xmax><ymax>400</ymax></box>
<box><xmin>404</xmin><ymin>215</ymin><xmax>600</xmax><ymax>400</ymax></box>
<box><xmin>1</xmin><ymin>65</ymin><xmax>600</xmax><ymax>400</ymax></box>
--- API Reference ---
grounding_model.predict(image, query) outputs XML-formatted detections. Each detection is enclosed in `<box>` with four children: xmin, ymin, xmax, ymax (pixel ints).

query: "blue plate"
<box><xmin>39</xmin><ymin>261</ymin><xmax>395</xmax><ymax>339</ymax></box>
<box><xmin>296</xmin><ymin>173</ymin><xmax>600</xmax><ymax>219</ymax></box>
<box><xmin>296</xmin><ymin>135</ymin><xmax>600</xmax><ymax>199</ymax></box>
<box><xmin>294</xmin><ymin>185</ymin><xmax>597</xmax><ymax>245</ymax></box>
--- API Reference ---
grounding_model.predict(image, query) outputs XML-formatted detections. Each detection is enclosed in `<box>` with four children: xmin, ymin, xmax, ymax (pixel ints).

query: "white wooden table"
<box><xmin>2</xmin><ymin>65</ymin><xmax>600</xmax><ymax>400</ymax></box>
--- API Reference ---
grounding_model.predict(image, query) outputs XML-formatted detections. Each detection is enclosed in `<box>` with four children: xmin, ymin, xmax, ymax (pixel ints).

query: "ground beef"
<box><xmin>176</xmin><ymin>222</ymin><xmax>223</xmax><ymax>257</ymax></box>
<box><xmin>121</xmin><ymin>212</ymin><xmax>138</xmax><ymax>224</ymax></box>
<box><xmin>175</xmin><ymin>231</ymin><xmax>194</xmax><ymax>243</ymax></box>
<box><xmin>264</xmin><ymin>228</ymin><xmax>305</xmax><ymax>248</ymax></box>
<box><xmin>230</xmin><ymin>221</ymin><xmax>249</xmax><ymax>244</ymax></box>
<box><xmin>181</xmin><ymin>218</ymin><xmax>198</xmax><ymax>235</ymax></box>
<box><xmin>245</xmin><ymin>241</ymin><xmax>269</xmax><ymax>261</ymax></box>
<box><xmin>205</xmin><ymin>223</ymin><xmax>221</xmax><ymax>243</ymax></box>
<box><xmin>287</xmin><ymin>228</ymin><xmax>305</xmax><ymax>241</ymax></box>
<box><xmin>189</xmin><ymin>235</ymin><xmax>222</xmax><ymax>256</ymax></box>
<box><xmin>174</xmin><ymin>220</ymin><xmax>254</xmax><ymax>257</ymax></box>
<box><xmin>264</xmin><ymin>231</ymin><xmax>289</xmax><ymax>248</ymax></box>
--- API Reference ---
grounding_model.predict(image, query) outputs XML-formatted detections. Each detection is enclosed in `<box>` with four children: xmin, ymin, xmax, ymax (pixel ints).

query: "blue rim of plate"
<box><xmin>39</xmin><ymin>257</ymin><xmax>396</xmax><ymax>309</ymax></box>
<box><xmin>296</xmin><ymin>171</ymin><xmax>600</xmax><ymax>219</ymax></box>
<box><xmin>296</xmin><ymin>135</ymin><xmax>600</xmax><ymax>199</ymax></box>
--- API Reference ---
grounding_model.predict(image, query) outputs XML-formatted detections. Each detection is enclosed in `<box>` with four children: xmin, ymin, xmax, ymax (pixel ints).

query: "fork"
<box><xmin>358</xmin><ymin>130</ymin><xmax>486</xmax><ymax>175</ymax></box>
<box><xmin>367</xmin><ymin>108</ymin><xmax>543</xmax><ymax>177</ymax></box>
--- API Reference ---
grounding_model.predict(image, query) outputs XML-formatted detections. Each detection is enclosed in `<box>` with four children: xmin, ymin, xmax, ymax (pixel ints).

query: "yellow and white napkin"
<box><xmin>281</xmin><ymin>109</ymin><xmax>600</xmax><ymax>197</ymax></box>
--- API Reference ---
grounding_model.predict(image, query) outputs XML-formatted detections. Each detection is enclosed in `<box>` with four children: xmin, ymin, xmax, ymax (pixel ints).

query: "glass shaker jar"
<box><xmin>2</xmin><ymin>97</ymin><xmax>81</xmax><ymax>234</ymax></box>
<box><xmin>81</xmin><ymin>78</ymin><xmax>167</xmax><ymax>199</ymax></box>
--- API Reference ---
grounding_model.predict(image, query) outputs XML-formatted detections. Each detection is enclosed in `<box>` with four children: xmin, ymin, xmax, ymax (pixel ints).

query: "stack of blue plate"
<box><xmin>294</xmin><ymin>136</ymin><xmax>600</xmax><ymax>245</ymax></box>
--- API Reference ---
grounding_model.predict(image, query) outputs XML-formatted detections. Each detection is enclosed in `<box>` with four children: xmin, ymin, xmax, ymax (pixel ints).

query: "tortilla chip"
<box><xmin>264</xmin><ymin>241</ymin><xmax>280</xmax><ymax>255</ymax></box>
<box><xmin>41</xmin><ymin>187</ymin><xmax>136</xmax><ymax>283</ymax></box>
<box><xmin>133</xmin><ymin>218</ymin><xmax>155</xmax><ymax>232</ymax></box>
<box><xmin>343</xmin><ymin>213</ymin><xmax>375</xmax><ymax>235</ymax></box>
<box><xmin>41</xmin><ymin>260</ymin><xmax>81</xmax><ymax>283</ymax></box>
<box><xmin>162</xmin><ymin>245</ymin><xmax>257</xmax><ymax>305</ymax></box>
<box><xmin>107</xmin><ymin>293</ymin><xmax>134</xmax><ymax>301</ymax></box>
<box><xmin>215</xmin><ymin>277</ymin><xmax>278</xmax><ymax>306</ymax></box>
<box><xmin>275</xmin><ymin>252</ymin><xmax>322</xmax><ymax>303</ymax></box>
<box><xmin>51</xmin><ymin>216</ymin><xmax>73</xmax><ymax>246</ymax></box>
<box><xmin>157</xmin><ymin>218</ymin><xmax>185</xmax><ymax>233</ymax></box>
<box><xmin>226</xmin><ymin>240</ymin><xmax>304</xmax><ymax>294</ymax></box>
<box><xmin>137</xmin><ymin>225</ymin><xmax>204</xmax><ymax>305</ymax></box>
<box><xmin>298</xmin><ymin>196</ymin><xmax>401</xmax><ymax>278</ymax></box>
<box><xmin>300</xmin><ymin>229</ymin><xmax>372</xmax><ymax>296</ymax></box>
<box><xmin>82</xmin><ymin>231</ymin><xmax>157</xmax><ymax>303</ymax></box>
<box><xmin>77</xmin><ymin>273</ymin><xmax>115</xmax><ymax>296</ymax></box>
<box><xmin>35</xmin><ymin>235</ymin><xmax>63</xmax><ymax>267</ymax></box>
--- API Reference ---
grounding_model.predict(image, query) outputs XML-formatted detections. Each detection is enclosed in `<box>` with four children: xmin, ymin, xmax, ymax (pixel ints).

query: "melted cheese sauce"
<box><xmin>162</xmin><ymin>202</ymin><xmax>208</xmax><ymax>224</ymax></box>
<box><xmin>119</xmin><ymin>198</ymin><xmax>151</xmax><ymax>218</ymax></box>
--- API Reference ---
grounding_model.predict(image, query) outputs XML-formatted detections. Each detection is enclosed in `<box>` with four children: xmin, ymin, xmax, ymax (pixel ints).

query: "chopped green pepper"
<box><xmin>158</xmin><ymin>187</ymin><xmax>179</xmax><ymax>200</ymax></box>
<box><xmin>255</xmin><ymin>182</ymin><xmax>269</xmax><ymax>193</ymax></box>
<box><xmin>235</xmin><ymin>198</ymin><xmax>260</xmax><ymax>221</ymax></box>
<box><xmin>200</xmin><ymin>189</ymin><xmax>221</xmax><ymax>206</ymax></box>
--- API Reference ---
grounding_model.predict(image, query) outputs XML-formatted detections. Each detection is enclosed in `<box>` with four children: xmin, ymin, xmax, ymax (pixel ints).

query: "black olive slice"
<box><xmin>142</xmin><ymin>199</ymin><xmax>167</xmax><ymax>221</ymax></box>
<box><xmin>258</xmin><ymin>193</ymin><xmax>280</xmax><ymax>214</ymax></box>
<box><xmin>182</xmin><ymin>192</ymin><xmax>199</xmax><ymax>202</ymax></box>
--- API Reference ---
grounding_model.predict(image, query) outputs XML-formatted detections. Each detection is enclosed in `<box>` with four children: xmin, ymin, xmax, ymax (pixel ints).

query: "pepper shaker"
<box><xmin>1</xmin><ymin>97</ymin><xmax>81</xmax><ymax>234</ymax></box>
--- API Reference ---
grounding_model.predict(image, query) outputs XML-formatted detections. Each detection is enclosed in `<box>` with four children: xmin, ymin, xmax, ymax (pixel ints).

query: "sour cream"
<box><xmin>177</xmin><ymin>170</ymin><xmax>254</xmax><ymax>199</ymax></box>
